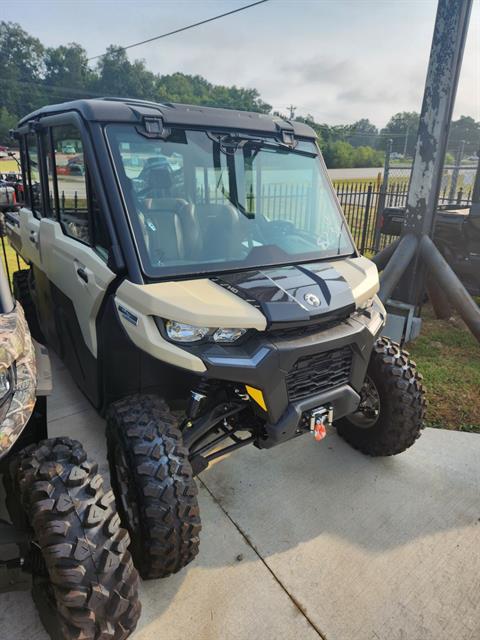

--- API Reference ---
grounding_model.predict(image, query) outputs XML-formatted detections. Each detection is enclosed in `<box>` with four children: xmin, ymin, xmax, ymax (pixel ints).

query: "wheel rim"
<box><xmin>113</xmin><ymin>443</ymin><xmax>141</xmax><ymax>532</ymax></box>
<box><xmin>348</xmin><ymin>375</ymin><xmax>381</xmax><ymax>429</ymax></box>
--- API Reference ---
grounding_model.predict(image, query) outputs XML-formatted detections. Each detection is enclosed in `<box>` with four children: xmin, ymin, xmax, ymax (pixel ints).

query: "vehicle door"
<box><xmin>38</xmin><ymin>118</ymin><xmax>116</xmax><ymax>405</ymax></box>
<box><xmin>19</xmin><ymin>132</ymin><xmax>44</xmax><ymax>268</ymax></box>
<box><xmin>14</xmin><ymin>130</ymin><xmax>60</xmax><ymax>351</ymax></box>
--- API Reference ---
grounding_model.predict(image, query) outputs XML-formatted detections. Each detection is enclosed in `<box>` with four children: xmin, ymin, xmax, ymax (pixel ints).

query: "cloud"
<box><xmin>281</xmin><ymin>56</ymin><xmax>353</xmax><ymax>86</ymax></box>
<box><xmin>337</xmin><ymin>86</ymin><xmax>400</xmax><ymax>104</ymax></box>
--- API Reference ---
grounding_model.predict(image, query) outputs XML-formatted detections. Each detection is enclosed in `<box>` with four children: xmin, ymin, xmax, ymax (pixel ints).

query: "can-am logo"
<box><xmin>304</xmin><ymin>292</ymin><xmax>321</xmax><ymax>307</ymax></box>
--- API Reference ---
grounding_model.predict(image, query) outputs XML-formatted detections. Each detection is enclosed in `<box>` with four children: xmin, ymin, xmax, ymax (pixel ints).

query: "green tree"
<box><xmin>321</xmin><ymin>140</ymin><xmax>355</xmax><ymax>168</ymax></box>
<box><xmin>0</xmin><ymin>107</ymin><xmax>17</xmax><ymax>145</ymax></box>
<box><xmin>346</xmin><ymin>119</ymin><xmax>378</xmax><ymax>148</ymax></box>
<box><xmin>380</xmin><ymin>112</ymin><xmax>420</xmax><ymax>156</ymax></box>
<box><xmin>448</xmin><ymin>116</ymin><xmax>480</xmax><ymax>157</ymax></box>
<box><xmin>352</xmin><ymin>145</ymin><xmax>383</xmax><ymax>167</ymax></box>
<box><xmin>0</xmin><ymin>21</ymin><xmax>45</xmax><ymax>115</ymax></box>
<box><xmin>94</xmin><ymin>46</ymin><xmax>157</xmax><ymax>99</ymax></box>
<box><xmin>44</xmin><ymin>43</ymin><xmax>95</xmax><ymax>100</ymax></box>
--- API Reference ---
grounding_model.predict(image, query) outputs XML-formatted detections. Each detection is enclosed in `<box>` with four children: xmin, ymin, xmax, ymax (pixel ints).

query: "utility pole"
<box><xmin>448</xmin><ymin>138</ymin><xmax>465</xmax><ymax>202</ymax></box>
<box><xmin>402</xmin><ymin>126</ymin><xmax>409</xmax><ymax>157</ymax></box>
<box><xmin>288</xmin><ymin>105</ymin><xmax>296</xmax><ymax>120</ymax></box>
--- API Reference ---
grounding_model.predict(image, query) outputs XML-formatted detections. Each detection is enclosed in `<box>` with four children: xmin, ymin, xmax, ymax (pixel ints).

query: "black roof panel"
<box><xmin>18</xmin><ymin>97</ymin><xmax>317</xmax><ymax>138</ymax></box>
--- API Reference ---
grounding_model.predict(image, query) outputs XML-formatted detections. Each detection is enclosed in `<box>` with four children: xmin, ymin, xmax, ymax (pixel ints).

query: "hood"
<box><xmin>212</xmin><ymin>263</ymin><xmax>356</xmax><ymax>328</ymax></box>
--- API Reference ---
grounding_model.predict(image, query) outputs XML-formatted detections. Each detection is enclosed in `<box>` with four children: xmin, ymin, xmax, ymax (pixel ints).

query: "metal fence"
<box><xmin>1</xmin><ymin>172</ymin><xmax>476</xmax><ymax>287</ymax></box>
<box><xmin>333</xmin><ymin>178</ymin><xmax>476</xmax><ymax>254</ymax></box>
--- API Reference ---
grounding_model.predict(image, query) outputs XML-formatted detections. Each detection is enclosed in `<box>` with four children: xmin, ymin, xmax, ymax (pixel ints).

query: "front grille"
<box><xmin>286</xmin><ymin>346</ymin><xmax>352</xmax><ymax>402</ymax></box>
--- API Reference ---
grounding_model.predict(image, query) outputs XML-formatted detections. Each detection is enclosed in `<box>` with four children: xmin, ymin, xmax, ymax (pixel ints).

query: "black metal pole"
<box><xmin>0</xmin><ymin>256</ymin><xmax>14</xmax><ymax>312</ymax></box>
<box><xmin>373</xmin><ymin>138</ymin><xmax>392</xmax><ymax>252</ymax></box>
<box><xmin>371</xmin><ymin>237</ymin><xmax>400</xmax><ymax>271</ymax></box>
<box><xmin>379</xmin><ymin>234</ymin><xmax>418</xmax><ymax>303</ymax></box>
<box><xmin>421</xmin><ymin>235</ymin><xmax>480</xmax><ymax>341</ymax></box>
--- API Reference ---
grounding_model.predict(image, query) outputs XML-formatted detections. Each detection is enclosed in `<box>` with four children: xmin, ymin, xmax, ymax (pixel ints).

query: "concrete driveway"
<box><xmin>1</xmin><ymin>358</ymin><xmax>479</xmax><ymax>640</ymax></box>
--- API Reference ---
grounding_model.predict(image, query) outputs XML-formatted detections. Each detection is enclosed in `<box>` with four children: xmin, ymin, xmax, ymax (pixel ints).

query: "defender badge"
<box><xmin>304</xmin><ymin>292</ymin><xmax>321</xmax><ymax>307</ymax></box>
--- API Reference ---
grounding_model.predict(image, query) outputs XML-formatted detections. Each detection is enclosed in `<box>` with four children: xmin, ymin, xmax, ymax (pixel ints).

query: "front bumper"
<box><xmin>190</xmin><ymin>299</ymin><xmax>385</xmax><ymax>447</ymax></box>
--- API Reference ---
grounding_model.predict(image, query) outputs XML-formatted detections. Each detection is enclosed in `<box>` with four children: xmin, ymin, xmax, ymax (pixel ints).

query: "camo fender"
<box><xmin>0</xmin><ymin>304</ymin><xmax>37</xmax><ymax>457</ymax></box>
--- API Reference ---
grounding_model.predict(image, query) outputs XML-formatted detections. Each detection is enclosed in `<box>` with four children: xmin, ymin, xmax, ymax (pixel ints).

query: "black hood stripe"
<box><xmin>212</xmin><ymin>263</ymin><xmax>356</xmax><ymax>327</ymax></box>
<box><xmin>296</xmin><ymin>264</ymin><xmax>332</xmax><ymax>304</ymax></box>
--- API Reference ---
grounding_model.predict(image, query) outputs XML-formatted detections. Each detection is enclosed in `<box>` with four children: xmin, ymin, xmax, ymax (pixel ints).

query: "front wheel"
<box><xmin>106</xmin><ymin>394</ymin><xmax>201</xmax><ymax>580</ymax></box>
<box><xmin>336</xmin><ymin>337</ymin><xmax>426</xmax><ymax>456</ymax></box>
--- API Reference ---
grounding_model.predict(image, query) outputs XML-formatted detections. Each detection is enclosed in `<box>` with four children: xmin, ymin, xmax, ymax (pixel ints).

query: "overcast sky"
<box><xmin>3</xmin><ymin>0</ymin><xmax>479</xmax><ymax>127</ymax></box>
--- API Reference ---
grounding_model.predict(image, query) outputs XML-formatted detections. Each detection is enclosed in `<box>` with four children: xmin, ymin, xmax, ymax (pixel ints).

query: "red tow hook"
<box><xmin>314</xmin><ymin>418</ymin><xmax>327</xmax><ymax>441</ymax></box>
<box><xmin>310</xmin><ymin>407</ymin><xmax>333</xmax><ymax>441</ymax></box>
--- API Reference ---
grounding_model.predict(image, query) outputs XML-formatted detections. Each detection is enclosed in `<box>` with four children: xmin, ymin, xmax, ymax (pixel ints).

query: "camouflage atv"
<box><xmin>0</xmin><ymin>261</ymin><xmax>141</xmax><ymax>639</ymax></box>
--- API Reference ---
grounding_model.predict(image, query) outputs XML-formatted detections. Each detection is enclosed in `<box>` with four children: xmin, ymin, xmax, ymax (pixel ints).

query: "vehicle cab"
<box><xmin>9</xmin><ymin>99</ymin><xmax>385</xmax><ymax>444</ymax></box>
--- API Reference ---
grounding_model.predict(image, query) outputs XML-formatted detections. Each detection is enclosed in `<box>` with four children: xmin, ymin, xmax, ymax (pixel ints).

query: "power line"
<box><xmin>0</xmin><ymin>77</ymin><xmax>103</xmax><ymax>98</ymax></box>
<box><xmin>87</xmin><ymin>0</ymin><xmax>270</xmax><ymax>62</ymax></box>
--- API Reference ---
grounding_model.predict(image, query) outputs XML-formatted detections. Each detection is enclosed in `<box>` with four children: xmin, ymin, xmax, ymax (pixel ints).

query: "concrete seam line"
<box><xmin>47</xmin><ymin>406</ymin><xmax>92</xmax><ymax>424</ymax></box>
<box><xmin>199</xmin><ymin>477</ymin><xmax>328</xmax><ymax>640</ymax></box>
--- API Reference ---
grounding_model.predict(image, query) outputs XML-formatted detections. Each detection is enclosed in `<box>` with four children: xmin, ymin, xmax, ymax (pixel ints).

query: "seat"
<box><xmin>196</xmin><ymin>202</ymin><xmax>244</xmax><ymax>260</ymax></box>
<box><xmin>140</xmin><ymin>164</ymin><xmax>173</xmax><ymax>198</ymax></box>
<box><xmin>141</xmin><ymin>198</ymin><xmax>203</xmax><ymax>263</ymax></box>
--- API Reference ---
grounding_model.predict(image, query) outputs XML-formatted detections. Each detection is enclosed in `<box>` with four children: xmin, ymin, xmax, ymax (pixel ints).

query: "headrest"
<box><xmin>143</xmin><ymin>197</ymin><xmax>188</xmax><ymax>212</ymax></box>
<box><xmin>145</xmin><ymin>166</ymin><xmax>172</xmax><ymax>190</ymax></box>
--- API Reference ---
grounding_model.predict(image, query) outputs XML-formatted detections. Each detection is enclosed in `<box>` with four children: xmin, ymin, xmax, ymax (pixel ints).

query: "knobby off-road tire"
<box><xmin>12</xmin><ymin>269</ymin><xmax>44</xmax><ymax>343</ymax></box>
<box><xmin>337</xmin><ymin>337</ymin><xmax>427</xmax><ymax>456</ymax></box>
<box><xmin>12</xmin><ymin>437</ymin><xmax>141</xmax><ymax>640</ymax></box>
<box><xmin>106</xmin><ymin>394</ymin><xmax>201</xmax><ymax>580</ymax></box>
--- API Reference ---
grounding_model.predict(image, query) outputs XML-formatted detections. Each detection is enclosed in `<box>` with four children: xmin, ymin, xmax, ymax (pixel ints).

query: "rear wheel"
<box><xmin>12</xmin><ymin>269</ymin><xmax>43</xmax><ymax>342</ymax></box>
<box><xmin>337</xmin><ymin>337</ymin><xmax>426</xmax><ymax>456</ymax></box>
<box><xmin>9</xmin><ymin>437</ymin><xmax>141</xmax><ymax>640</ymax></box>
<box><xmin>106</xmin><ymin>394</ymin><xmax>201</xmax><ymax>580</ymax></box>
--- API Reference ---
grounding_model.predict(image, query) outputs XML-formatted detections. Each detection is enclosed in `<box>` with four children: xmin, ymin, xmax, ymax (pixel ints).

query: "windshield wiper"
<box><xmin>249</xmin><ymin>139</ymin><xmax>318</xmax><ymax>159</ymax></box>
<box><xmin>206</xmin><ymin>131</ymin><xmax>317</xmax><ymax>158</ymax></box>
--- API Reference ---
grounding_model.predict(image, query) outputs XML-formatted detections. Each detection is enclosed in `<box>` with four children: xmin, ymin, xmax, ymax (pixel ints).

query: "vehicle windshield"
<box><xmin>106</xmin><ymin>125</ymin><xmax>355</xmax><ymax>278</ymax></box>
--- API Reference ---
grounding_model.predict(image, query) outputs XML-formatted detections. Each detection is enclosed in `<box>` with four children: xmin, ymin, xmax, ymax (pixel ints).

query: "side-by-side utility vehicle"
<box><xmin>0</xmin><ymin>259</ymin><xmax>140</xmax><ymax>639</ymax></box>
<box><xmin>7</xmin><ymin>99</ymin><xmax>426</xmax><ymax>580</ymax></box>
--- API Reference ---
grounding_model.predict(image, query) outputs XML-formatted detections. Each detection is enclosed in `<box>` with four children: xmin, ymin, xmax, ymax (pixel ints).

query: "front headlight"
<box><xmin>212</xmin><ymin>328</ymin><xmax>247</xmax><ymax>343</ymax></box>
<box><xmin>164</xmin><ymin>320</ymin><xmax>247</xmax><ymax>344</ymax></box>
<box><xmin>165</xmin><ymin>320</ymin><xmax>210</xmax><ymax>343</ymax></box>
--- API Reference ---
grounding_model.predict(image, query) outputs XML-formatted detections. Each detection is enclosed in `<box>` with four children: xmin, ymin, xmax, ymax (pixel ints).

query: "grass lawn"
<box><xmin>1</xmin><ymin>240</ymin><xmax>28</xmax><ymax>281</ymax></box>
<box><xmin>0</xmin><ymin>159</ymin><xmax>19</xmax><ymax>173</ymax></box>
<box><xmin>408</xmin><ymin>305</ymin><xmax>480</xmax><ymax>433</ymax></box>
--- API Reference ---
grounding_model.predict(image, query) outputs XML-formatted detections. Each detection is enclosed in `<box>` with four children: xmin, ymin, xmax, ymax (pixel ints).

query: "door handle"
<box><xmin>76</xmin><ymin>267</ymin><xmax>89</xmax><ymax>283</ymax></box>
